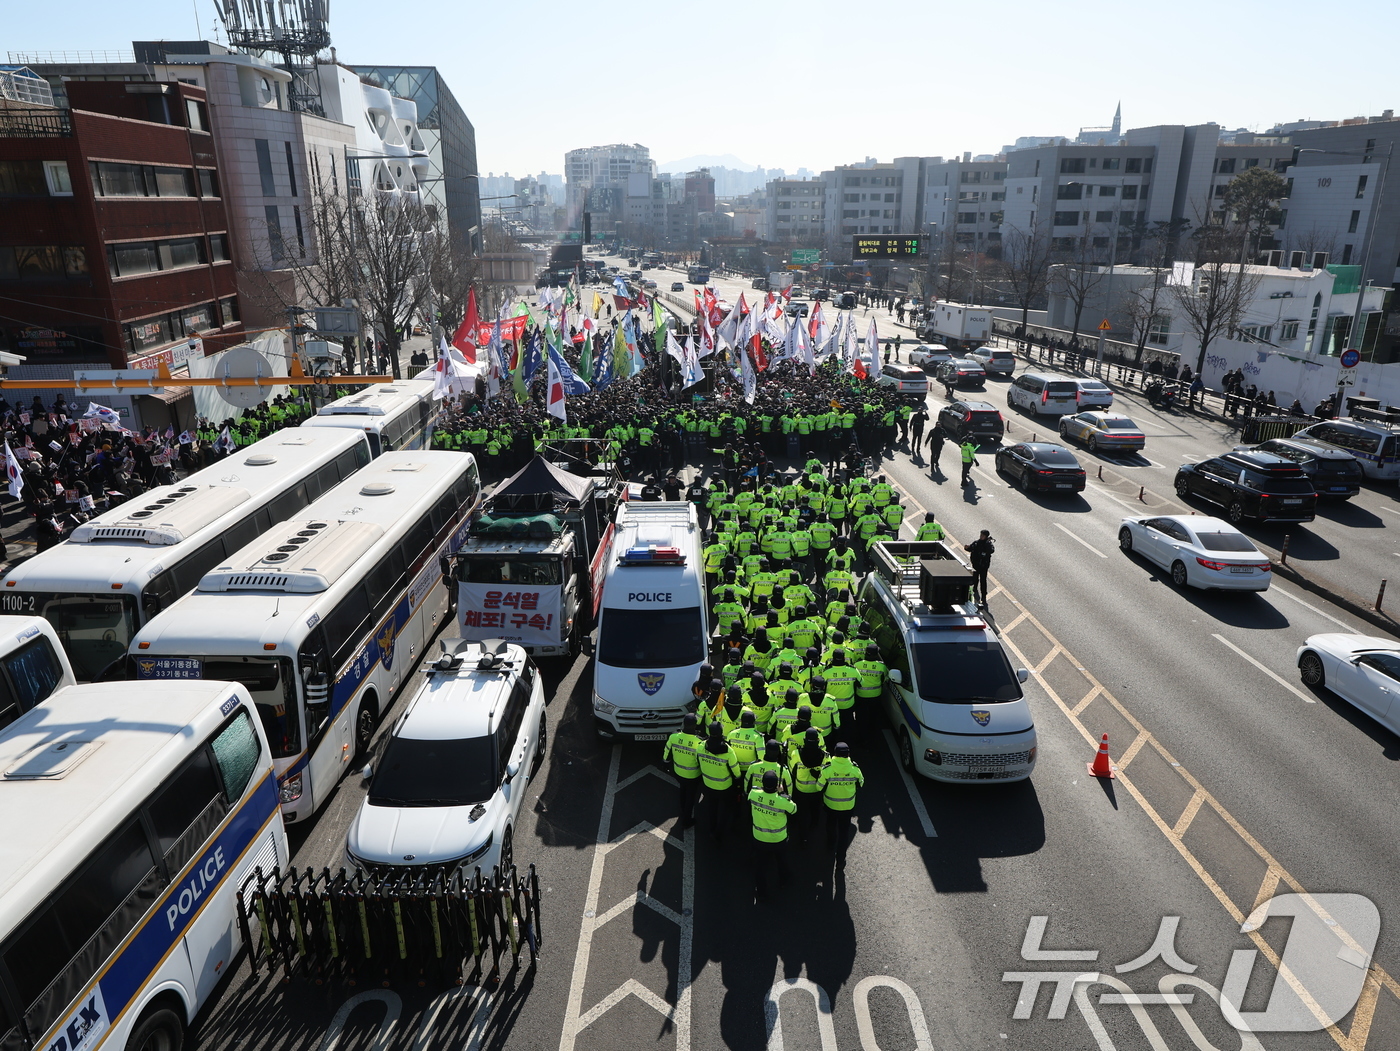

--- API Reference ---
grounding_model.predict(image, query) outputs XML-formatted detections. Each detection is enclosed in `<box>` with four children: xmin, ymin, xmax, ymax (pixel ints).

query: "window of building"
<box><xmin>42</xmin><ymin>161</ymin><xmax>72</xmax><ymax>196</ymax></box>
<box><xmin>990</xmin><ymin>191</ymin><xmax>1005</xmax><ymax>201</ymax></box>
<box><xmin>843</xmin><ymin>193</ymin><xmax>858</xmax><ymax>203</ymax></box>
<box><xmin>1244</xmin><ymin>158</ymin><xmax>1259</xmax><ymax>169</ymax></box>
<box><xmin>1148</xmin><ymin>316</ymin><xmax>1170</xmax><ymax>344</ymax></box>
<box><xmin>1093</xmin><ymin>236</ymin><xmax>1109</xmax><ymax>247</ymax></box>
<box><xmin>1357</xmin><ymin>175</ymin><xmax>1368</xmax><ymax>198</ymax></box>
<box><xmin>1060</xmin><ymin>158</ymin><xmax>1086</xmax><ymax>174</ymax></box>
<box><xmin>255</xmin><ymin>139</ymin><xmax>276</xmax><ymax>196</ymax></box>
<box><xmin>1277</xmin><ymin>209</ymin><xmax>1287</xmax><ymax>228</ymax></box>
<box><xmin>1053</xmin><ymin>211</ymin><xmax>1081</xmax><ymax>227</ymax></box>
<box><xmin>1348</xmin><ymin>210</ymin><xmax>1361</xmax><ymax>234</ymax></box>
<box><xmin>265</xmin><ymin>205</ymin><xmax>284</xmax><ymax>260</ymax></box>
<box><xmin>209</xmin><ymin>233</ymin><xmax>230</xmax><ymax>262</ymax></box>
<box><xmin>994</xmin><ymin>171</ymin><xmax>1005</xmax><ymax>180</ymax></box>
<box><xmin>106</xmin><ymin>236</ymin><xmax>206</xmax><ymax>278</ymax></box>
<box><xmin>0</xmin><ymin>245</ymin><xmax>86</xmax><ymax>280</ymax></box>
<box><xmin>1125</xmin><ymin>158</ymin><xmax>1142</xmax><ymax>174</ymax></box>
<box><xmin>283</xmin><ymin>141</ymin><xmax>299</xmax><ymax>197</ymax></box>
<box><xmin>843</xmin><ymin>209</ymin><xmax>858</xmax><ymax>219</ymax></box>
<box><xmin>0</xmin><ymin>160</ymin><xmax>47</xmax><ymax>196</ymax></box>
<box><xmin>197</xmin><ymin>168</ymin><xmax>219</xmax><ymax>198</ymax></box>
<box><xmin>185</xmin><ymin>98</ymin><xmax>207</xmax><ymax>131</ymax></box>
<box><xmin>958</xmin><ymin>212</ymin><xmax>977</xmax><ymax>224</ymax></box>
<box><xmin>89</xmin><ymin>162</ymin><xmax>194</xmax><ymax>198</ymax></box>
<box><xmin>1056</xmin><ymin>184</ymin><xmax>1083</xmax><ymax>200</ymax></box>
<box><xmin>1341</xmin><ymin>244</ymin><xmax>1353</xmax><ymax>265</ymax></box>
<box><xmin>1143</xmin><ymin>158</ymin><xmax>1153</xmax><ymax>173</ymax></box>
<box><xmin>1051</xmin><ymin>236</ymin><xmax>1078</xmax><ymax>251</ymax></box>
<box><xmin>220</xmin><ymin>296</ymin><xmax>239</xmax><ymax>326</ymax></box>
<box><xmin>1281</xmin><ymin>320</ymin><xmax>1300</xmax><ymax>341</ymax></box>
<box><xmin>990</xmin><ymin>211</ymin><xmax>1004</xmax><ymax>224</ymax></box>
<box><xmin>1101</xmin><ymin>158</ymin><xmax>1121</xmax><ymax>171</ymax></box>
<box><xmin>1121</xmin><ymin>185</ymin><xmax>1138</xmax><ymax>200</ymax></box>
<box><xmin>844</xmin><ymin>176</ymin><xmax>860</xmax><ymax>187</ymax></box>
<box><xmin>1214</xmin><ymin>184</ymin><xmax>1228</xmax><ymax>198</ymax></box>
<box><xmin>1095</xmin><ymin>210</ymin><xmax>1114</xmax><ymax>223</ymax></box>
<box><xmin>158</xmin><ymin>237</ymin><xmax>205</xmax><ymax>270</ymax></box>
<box><xmin>152</xmin><ymin>167</ymin><xmax>195</xmax><ymax>197</ymax></box>
<box><xmin>1217</xmin><ymin>158</ymin><xmax>1236</xmax><ymax>175</ymax></box>
<box><xmin>1098</xmin><ymin>185</ymin><xmax>1116</xmax><ymax>196</ymax></box>
<box><xmin>884</xmin><ymin>192</ymin><xmax>895</xmax><ymax>203</ymax></box>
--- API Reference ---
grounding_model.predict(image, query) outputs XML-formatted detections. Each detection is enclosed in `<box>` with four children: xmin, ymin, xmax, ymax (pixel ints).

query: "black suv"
<box><xmin>1233</xmin><ymin>438</ymin><xmax>1363</xmax><ymax>501</ymax></box>
<box><xmin>1174</xmin><ymin>451</ymin><xmax>1318</xmax><ymax>524</ymax></box>
<box><xmin>938</xmin><ymin>400</ymin><xmax>1005</xmax><ymax>443</ymax></box>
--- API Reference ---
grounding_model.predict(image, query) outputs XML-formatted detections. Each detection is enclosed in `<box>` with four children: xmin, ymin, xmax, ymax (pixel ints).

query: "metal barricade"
<box><xmin>1240</xmin><ymin>415</ymin><xmax>1316</xmax><ymax>443</ymax></box>
<box><xmin>237</xmin><ymin>864</ymin><xmax>542</xmax><ymax>987</ymax></box>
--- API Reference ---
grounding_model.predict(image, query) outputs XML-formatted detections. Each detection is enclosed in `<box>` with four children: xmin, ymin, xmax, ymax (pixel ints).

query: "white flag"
<box><xmin>741</xmin><ymin>345</ymin><xmax>757</xmax><ymax>404</ymax></box>
<box><xmin>680</xmin><ymin>336</ymin><xmax>705</xmax><ymax>389</ymax></box>
<box><xmin>845</xmin><ymin>315</ymin><xmax>859</xmax><ymax>369</ymax></box>
<box><xmin>865</xmin><ymin>319</ymin><xmax>880</xmax><ymax>376</ymax></box>
<box><xmin>665</xmin><ymin>330</ymin><xmax>688</xmax><ymax>366</ymax></box>
<box><xmin>716</xmin><ymin>294</ymin><xmax>746</xmax><ymax>348</ymax></box>
<box><xmin>698</xmin><ymin>316</ymin><xmax>716</xmax><ymax>358</ymax></box>
<box><xmin>796</xmin><ymin>321</ymin><xmax>815</xmax><ymax>376</ymax></box>
<box><xmin>4</xmin><ymin>442</ymin><xmax>23</xmax><ymax>499</ymax></box>
<box><xmin>546</xmin><ymin>353</ymin><xmax>568</xmax><ymax>422</ymax></box>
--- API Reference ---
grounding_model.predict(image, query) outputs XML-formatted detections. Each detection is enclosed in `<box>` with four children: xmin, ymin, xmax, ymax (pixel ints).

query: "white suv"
<box><xmin>346</xmin><ymin>639</ymin><xmax>545</xmax><ymax>879</ymax></box>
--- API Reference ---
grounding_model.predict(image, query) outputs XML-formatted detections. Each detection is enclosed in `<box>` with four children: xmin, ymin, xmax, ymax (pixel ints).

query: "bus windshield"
<box><xmin>201</xmin><ymin>656</ymin><xmax>302</xmax><ymax>758</ymax></box>
<box><xmin>24</xmin><ymin>592</ymin><xmax>138</xmax><ymax>681</ymax></box>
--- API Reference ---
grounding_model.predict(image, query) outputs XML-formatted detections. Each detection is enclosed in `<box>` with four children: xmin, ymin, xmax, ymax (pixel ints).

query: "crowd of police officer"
<box><xmin>660</xmin><ymin>458</ymin><xmax>951</xmax><ymax>898</ymax></box>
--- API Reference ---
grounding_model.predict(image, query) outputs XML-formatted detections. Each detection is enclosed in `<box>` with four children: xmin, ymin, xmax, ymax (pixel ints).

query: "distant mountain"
<box><xmin>658</xmin><ymin>153</ymin><xmax>757</xmax><ymax>173</ymax></box>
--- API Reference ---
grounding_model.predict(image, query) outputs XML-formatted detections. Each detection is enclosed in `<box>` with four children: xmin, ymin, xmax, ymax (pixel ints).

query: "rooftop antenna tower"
<box><xmin>215</xmin><ymin>0</ymin><xmax>331</xmax><ymax>114</ymax></box>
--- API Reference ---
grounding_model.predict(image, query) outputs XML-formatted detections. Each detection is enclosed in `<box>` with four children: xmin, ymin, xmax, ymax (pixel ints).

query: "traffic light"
<box><xmin>583</xmin><ymin>211</ymin><xmax>592</xmax><ymax>243</ymax></box>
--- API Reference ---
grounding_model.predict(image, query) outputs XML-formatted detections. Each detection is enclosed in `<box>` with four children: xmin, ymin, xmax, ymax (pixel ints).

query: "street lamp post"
<box><xmin>1293</xmin><ymin>143</ymin><xmax>1394</xmax><ymax>418</ymax></box>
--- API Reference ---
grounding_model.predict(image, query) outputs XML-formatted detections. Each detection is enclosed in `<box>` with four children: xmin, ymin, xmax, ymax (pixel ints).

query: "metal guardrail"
<box><xmin>0</xmin><ymin>110</ymin><xmax>71</xmax><ymax>137</ymax></box>
<box><xmin>1239</xmin><ymin>416</ymin><xmax>1318</xmax><ymax>443</ymax></box>
<box><xmin>236</xmin><ymin>864</ymin><xmax>541</xmax><ymax>987</ymax></box>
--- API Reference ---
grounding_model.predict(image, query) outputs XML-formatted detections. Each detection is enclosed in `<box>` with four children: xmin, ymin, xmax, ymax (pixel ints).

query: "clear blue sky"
<box><xmin>7</xmin><ymin>0</ymin><xmax>1398</xmax><ymax>178</ymax></box>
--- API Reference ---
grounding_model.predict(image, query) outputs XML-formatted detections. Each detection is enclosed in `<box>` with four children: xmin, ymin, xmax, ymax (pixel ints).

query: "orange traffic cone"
<box><xmin>1087</xmin><ymin>733</ymin><xmax>1116</xmax><ymax>779</ymax></box>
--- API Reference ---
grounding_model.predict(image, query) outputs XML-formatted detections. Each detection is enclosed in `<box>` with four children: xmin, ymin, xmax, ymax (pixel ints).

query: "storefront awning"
<box><xmin>140</xmin><ymin>385</ymin><xmax>192</xmax><ymax>404</ymax></box>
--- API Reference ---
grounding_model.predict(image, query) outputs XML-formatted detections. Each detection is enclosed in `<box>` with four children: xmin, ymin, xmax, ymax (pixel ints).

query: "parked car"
<box><xmin>1297</xmin><ymin>634</ymin><xmax>1400</xmax><ymax>736</ymax></box>
<box><xmin>670</xmin><ymin>281</ymin><xmax>684</xmax><ymax>292</ymax></box>
<box><xmin>968</xmin><ymin>346</ymin><xmax>1017</xmax><ymax>376</ymax></box>
<box><xmin>345</xmin><ymin>640</ymin><xmax>546</xmax><ymax>879</ymax></box>
<box><xmin>876</xmin><ymin>363</ymin><xmax>929</xmax><ymax>395</ymax></box>
<box><xmin>1174</xmin><ymin>450</ymin><xmax>1318</xmax><ymax>524</ymax></box>
<box><xmin>935</xmin><ymin>358</ymin><xmax>988</xmax><ymax>391</ymax></box>
<box><xmin>1075</xmin><ymin>379</ymin><xmax>1115</xmax><ymax>409</ymax></box>
<box><xmin>1119</xmin><ymin>514</ymin><xmax>1272</xmax><ymax>591</ymax></box>
<box><xmin>909</xmin><ymin>344</ymin><xmax>955</xmax><ymax>369</ymax></box>
<box><xmin>938</xmin><ymin>400</ymin><xmax>1005</xmax><ymax>444</ymax></box>
<box><xmin>1059</xmin><ymin>411</ymin><xmax>1147</xmax><ymax>453</ymax></box>
<box><xmin>1232</xmin><ymin>438</ymin><xmax>1363</xmax><ymax>500</ymax></box>
<box><xmin>1008</xmin><ymin>372</ymin><xmax>1081</xmax><ymax>415</ymax></box>
<box><xmin>994</xmin><ymin>442</ymin><xmax>1087</xmax><ymax>493</ymax></box>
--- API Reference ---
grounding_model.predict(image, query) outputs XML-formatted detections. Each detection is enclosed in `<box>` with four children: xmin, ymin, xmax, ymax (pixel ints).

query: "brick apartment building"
<box><xmin>0</xmin><ymin>77</ymin><xmax>244</xmax><ymax>422</ymax></box>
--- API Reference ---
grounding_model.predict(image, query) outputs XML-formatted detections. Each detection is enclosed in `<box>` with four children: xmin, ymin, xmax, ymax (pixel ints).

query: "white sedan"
<box><xmin>1118</xmin><ymin>514</ymin><xmax>1273</xmax><ymax>591</ymax></box>
<box><xmin>1297</xmin><ymin>635</ymin><xmax>1400</xmax><ymax>736</ymax></box>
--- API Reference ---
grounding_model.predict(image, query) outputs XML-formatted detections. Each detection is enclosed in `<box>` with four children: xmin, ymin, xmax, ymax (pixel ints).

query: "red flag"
<box><xmin>750</xmin><ymin>330</ymin><xmax>768</xmax><ymax>372</ymax></box>
<box><xmin>853</xmin><ymin>357</ymin><xmax>867</xmax><ymax>380</ymax></box>
<box><xmin>451</xmin><ymin>288</ymin><xmax>479</xmax><ymax>364</ymax></box>
<box><xmin>780</xmin><ymin>285</ymin><xmax>793</xmax><ymax>302</ymax></box>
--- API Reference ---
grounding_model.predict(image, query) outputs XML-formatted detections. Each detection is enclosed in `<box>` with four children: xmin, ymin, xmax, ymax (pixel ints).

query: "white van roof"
<box><xmin>602</xmin><ymin>502</ymin><xmax>701</xmax><ymax>608</ymax></box>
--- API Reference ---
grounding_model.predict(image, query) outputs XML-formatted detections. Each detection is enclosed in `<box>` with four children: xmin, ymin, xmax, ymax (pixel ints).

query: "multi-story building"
<box><xmin>565</xmin><ymin>143</ymin><xmax>652</xmax><ymax>224</ymax></box>
<box><xmin>348</xmin><ymin>65</ymin><xmax>480</xmax><ymax>248</ymax></box>
<box><xmin>821</xmin><ymin>158</ymin><xmax>923</xmax><ymax>252</ymax></box>
<box><xmin>764</xmin><ymin>178</ymin><xmax>826</xmax><ymax>244</ymax></box>
<box><xmin>0</xmin><ymin>78</ymin><xmax>243</xmax><ymax>423</ymax></box>
<box><xmin>921</xmin><ymin>157</ymin><xmax>1008</xmax><ymax>252</ymax></box>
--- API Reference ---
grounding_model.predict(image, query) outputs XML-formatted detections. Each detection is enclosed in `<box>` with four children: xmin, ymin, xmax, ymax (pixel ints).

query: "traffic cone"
<box><xmin>1087</xmin><ymin>733</ymin><xmax>1116</xmax><ymax>779</ymax></box>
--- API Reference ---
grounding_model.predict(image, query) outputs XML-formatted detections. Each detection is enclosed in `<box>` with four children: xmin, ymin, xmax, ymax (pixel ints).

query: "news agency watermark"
<box><xmin>1004</xmin><ymin>893</ymin><xmax>1380</xmax><ymax>1035</ymax></box>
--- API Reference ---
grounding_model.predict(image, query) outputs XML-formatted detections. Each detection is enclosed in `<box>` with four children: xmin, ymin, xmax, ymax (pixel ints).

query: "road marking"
<box><xmin>882</xmin><ymin>729</ymin><xmax>937</xmax><ymax>838</ymax></box>
<box><xmin>319</xmin><ymin>991</ymin><xmax>399</xmax><ymax>1051</ymax></box>
<box><xmin>765</xmin><ymin>976</ymin><xmax>837</xmax><ymax>1051</ymax></box>
<box><xmin>887</xmin><ymin>464</ymin><xmax>1397</xmax><ymax>1049</ymax></box>
<box><xmin>558</xmin><ymin>746</ymin><xmax>693</xmax><ymax>1051</ymax></box>
<box><xmin>1211</xmin><ymin>633</ymin><xmax>1316</xmax><ymax>703</ymax></box>
<box><xmin>853</xmin><ymin>976</ymin><xmax>934</xmax><ymax>1051</ymax></box>
<box><xmin>1054</xmin><ymin>522</ymin><xmax>1107</xmax><ymax>558</ymax></box>
<box><xmin>1268</xmin><ymin>583</ymin><xmax>1354</xmax><ymax>630</ymax></box>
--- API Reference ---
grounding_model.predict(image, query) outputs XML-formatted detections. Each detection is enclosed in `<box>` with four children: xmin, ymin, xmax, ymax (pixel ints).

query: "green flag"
<box><xmin>580</xmin><ymin>340</ymin><xmax>593</xmax><ymax>382</ymax></box>
<box><xmin>652</xmin><ymin>300</ymin><xmax>666</xmax><ymax>339</ymax></box>
<box><xmin>613</xmin><ymin>321</ymin><xmax>631</xmax><ymax>379</ymax></box>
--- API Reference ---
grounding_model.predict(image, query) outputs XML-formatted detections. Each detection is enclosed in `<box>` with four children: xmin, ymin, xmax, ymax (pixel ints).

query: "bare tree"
<box><xmin>1171</xmin><ymin>219</ymin><xmax>1263</xmax><ymax>375</ymax></box>
<box><xmin>997</xmin><ymin>224</ymin><xmax>1052</xmax><ymax>333</ymax></box>
<box><xmin>424</xmin><ymin>230</ymin><xmax>480</xmax><ymax>337</ymax></box>
<box><xmin>1286</xmin><ymin>224</ymin><xmax>1339</xmax><ymax>263</ymax></box>
<box><xmin>1048</xmin><ymin>227</ymin><xmax>1111</xmax><ymax>341</ymax></box>
<box><xmin>1123</xmin><ymin>218</ymin><xmax>1190</xmax><ymax>363</ymax></box>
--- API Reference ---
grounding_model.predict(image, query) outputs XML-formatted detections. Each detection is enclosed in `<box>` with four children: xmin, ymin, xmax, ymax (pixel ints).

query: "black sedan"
<box><xmin>995</xmin><ymin>442</ymin><xmax>1087</xmax><ymax>494</ymax></box>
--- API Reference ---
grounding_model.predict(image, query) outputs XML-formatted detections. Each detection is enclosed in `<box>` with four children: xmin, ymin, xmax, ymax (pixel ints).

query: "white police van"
<box><xmin>859</xmin><ymin>540</ymin><xmax>1037</xmax><ymax>783</ymax></box>
<box><xmin>592</xmin><ymin>501</ymin><xmax>707</xmax><ymax>740</ymax></box>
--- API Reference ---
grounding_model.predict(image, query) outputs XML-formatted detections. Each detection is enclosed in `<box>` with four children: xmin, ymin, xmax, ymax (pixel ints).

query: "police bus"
<box><xmin>299</xmin><ymin>378</ymin><xmax>437</xmax><ymax>457</ymax></box>
<box><xmin>591</xmin><ymin>501</ymin><xmax>707</xmax><ymax>741</ymax></box>
<box><xmin>129</xmin><ymin>451</ymin><xmax>480</xmax><ymax>825</ymax></box>
<box><xmin>0</xmin><ymin>615</ymin><xmax>76</xmax><ymax>730</ymax></box>
<box><xmin>1</xmin><ymin>429</ymin><xmax>372</xmax><ymax>681</ymax></box>
<box><xmin>0</xmin><ymin>680</ymin><xmax>288</xmax><ymax>1051</ymax></box>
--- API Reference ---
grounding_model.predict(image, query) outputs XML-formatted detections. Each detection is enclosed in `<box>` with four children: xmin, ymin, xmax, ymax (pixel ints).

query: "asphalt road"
<box><xmin>182</xmin><ymin>263</ymin><xmax>1400</xmax><ymax>1051</ymax></box>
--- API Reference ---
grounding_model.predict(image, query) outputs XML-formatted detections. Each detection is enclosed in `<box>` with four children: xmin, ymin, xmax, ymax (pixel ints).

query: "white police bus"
<box><xmin>0</xmin><ymin>680</ymin><xmax>288</xmax><ymax>1051</ymax></box>
<box><xmin>299</xmin><ymin>378</ymin><xmax>436</xmax><ymax>457</ymax></box>
<box><xmin>1</xmin><ymin>429</ymin><xmax>372</xmax><ymax>681</ymax></box>
<box><xmin>0</xmin><ymin>615</ymin><xmax>76</xmax><ymax>731</ymax></box>
<box><xmin>129</xmin><ymin>451</ymin><xmax>480</xmax><ymax>825</ymax></box>
<box><xmin>591</xmin><ymin>501</ymin><xmax>707</xmax><ymax>741</ymax></box>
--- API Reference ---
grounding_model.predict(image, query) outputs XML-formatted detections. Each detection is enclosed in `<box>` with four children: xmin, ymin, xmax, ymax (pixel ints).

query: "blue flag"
<box><xmin>592</xmin><ymin>332</ymin><xmax>615</xmax><ymax>390</ymax></box>
<box><xmin>546</xmin><ymin>344</ymin><xmax>591</xmax><ymax>395</ymax></box>
<box><xmin>522</xmin><ymin>331</ymin><xmax>543</xmax><ymax>383</ymax></box>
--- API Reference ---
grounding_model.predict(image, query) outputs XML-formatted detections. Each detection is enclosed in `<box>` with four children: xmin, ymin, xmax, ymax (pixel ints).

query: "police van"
<box><xmin>859</xmin><ymin>540</ymin><xmax>1038</xmax><ymax>783</ymax></box>
<box><xmin>592</xmin><ymin>501</ymin><xmax>707</xmax><ymax>741</ymax></box>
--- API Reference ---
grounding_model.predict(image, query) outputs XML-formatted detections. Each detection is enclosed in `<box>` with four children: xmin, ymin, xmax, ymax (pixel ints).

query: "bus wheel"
<box><xmin>355</xmin><ymin>697</ymin><xmax>378</xmax><ymax>758</ymax></box>
<box><xmin>128</xmin><ymin>1006</ymin><xmax>184</xmax><ymax>1051</ymax></box>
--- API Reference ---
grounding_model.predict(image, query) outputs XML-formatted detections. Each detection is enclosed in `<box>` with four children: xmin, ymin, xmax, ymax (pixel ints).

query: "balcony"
<box><xmin>0</xmin><ymin>109</ymin><xmax>71</xmax><ymax>137</ymax></box>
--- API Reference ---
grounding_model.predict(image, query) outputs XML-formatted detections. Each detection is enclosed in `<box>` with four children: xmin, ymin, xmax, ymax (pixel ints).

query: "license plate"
<box><xmin>1282</xmin><ymin>499</ymin><xmax>1303</xmax><ymax>505</ymax></box>
<box><xmin>1229</xmin><ymin>566</ymin><xmax>1254</xmax><ymax>574</ymax></box>
<box><xmin>968</xmin><ymin>767</ymin><xmax>1000</xmax><ymax>775</ymax></box>
<box><xmin>1055</xmin><ymin>483</ymin><xmax>1073</xmax><ymax>488</ymax></box>
<box><xmin>632</xmin><ymin>733</ymin><xmax>667</xmax><ymax>741</ymax></box>
<box><xmin>1330</xmin><ymin>487</ymin><xmax>1351</xmax><ymax>492</ymax></box>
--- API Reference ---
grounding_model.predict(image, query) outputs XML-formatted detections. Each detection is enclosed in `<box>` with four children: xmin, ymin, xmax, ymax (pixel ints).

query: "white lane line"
<box><xmin>1267</xmin><ymin>583</ymin><xmax>1354</xmax><ymax>631</ymax></box>
<box><xmin>1211</xmin><ymin>633</ymin><xmax>1315</xmax><ymax>703</ymax></box>
<box><xmin>882</xmin><ymin>729</ymin><xmax>938</xmax><ymax>838</ymax></box>
<box><xmin>1054</xmin><ymin>522</ymin><xmax>1107</xmax><ymax>558</ymax></box>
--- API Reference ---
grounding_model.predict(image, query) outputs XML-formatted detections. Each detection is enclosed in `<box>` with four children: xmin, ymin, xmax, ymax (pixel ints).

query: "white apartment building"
<box><xmin>765</xmin><ymin>179</ymin><xmax>825</xmax><ymax>243</ymax></box>
<box><xmin>921</xmin><ymin>158</ymin><xmax>1008</xmax><ymax>252</ymax></box>
<box><xmin>565</xmin><ymin>143</ymin><xmax>653</xmax><ymax>219</ymax></box>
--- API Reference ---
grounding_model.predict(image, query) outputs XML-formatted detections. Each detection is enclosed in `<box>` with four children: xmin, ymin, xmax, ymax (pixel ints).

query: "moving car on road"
<box><xmin>1007</xmin><ymin>372</ymin><xmax>1080</xmax><ymax>416</ymax></box>
<box><xmin>1075</xmin><ymin>379</ymin><xmax>1115</xmax><ymax>409</ymax></box>
<box><xmin>877</xmin><ymin>363</ymin><xmax>929</xmax><ymax>395</ymax></box>
<box><xmin>1232</xmin><ymin>438</ymin><xmax>1363</xmax><ymax>500</ymax></box>
<box><xmin>1118</xmin><ymin>514</ymin><xmax>1272</xmax><ymax>591</ymax></box>
<box><xmin>346</xmin><ymin>639</ymin><xmax>546</xmax><ymax>879</ymax></box>
<box><xmin>968</xmin><ymin>346</ymin><xmax>1017</xmax><ymax>376</ymax></box>
<box><xmin>1174</xmin><ymin>450</ymin><xmax>1317</xmax><ymax>524</ymax></box>
<box><xmin>1059</xmin><ymin>411</ymin><xmax>1146</xmax><ymax>453</ymax></box>
<box><xmin>670</xmin><ymin>281</ymin><xmax>684</xmax><ymax>292</ymax></box>
<box><xmin>994</xmin><ymin>442</ymin><xmax>1087</xmax><ymax>493</ymax></box>
<box><xmin>1297</xmin><ymin>635</ymin><xmax>1400</xmax><ymax>735</ymax></box>
<box><xmin>935</xmin><ymin>358</ymin><xmax>988</xmax><ymax>392</ymax></box>
<box><xmin>937</xmin><ymin>400</ymin><xmax>1004</xmax><ymax>444</ymax></box>
<box><xmin>909</xmin><ymin>343</ymin><xmax>954</xmax><ymax>370</ymax></box>
<box><xmin>785</xmin><ymin>301</ymin><xmax>810</xmax><ymax>317</ymax></box>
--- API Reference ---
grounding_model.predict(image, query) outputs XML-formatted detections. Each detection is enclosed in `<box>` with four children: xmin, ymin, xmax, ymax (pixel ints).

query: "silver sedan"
<box><xmin>1059</xmin><ymin>411</ymin><xmax>1146</xmax><ymax>452</ymax></box>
